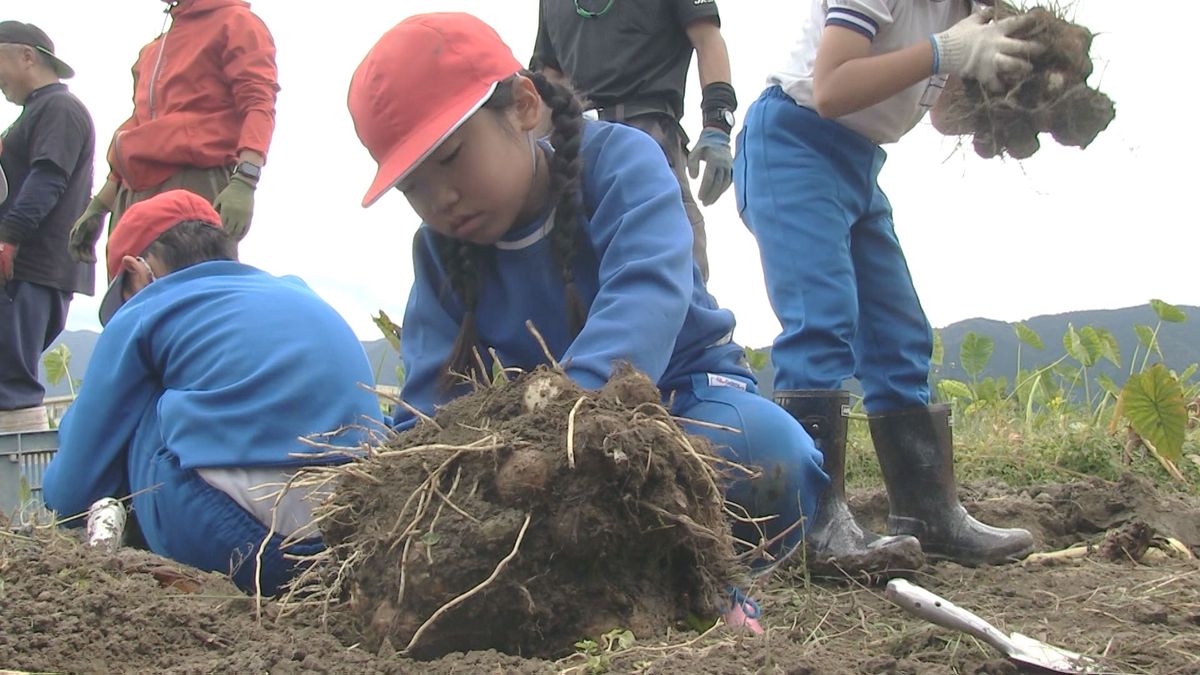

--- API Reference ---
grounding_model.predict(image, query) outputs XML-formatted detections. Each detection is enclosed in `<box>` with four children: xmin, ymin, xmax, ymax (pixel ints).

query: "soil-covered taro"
<box><xmin>934</xmin><ymin>4</ymin><xmax>1116</xmax><ymax>159</ymax></box>
<box><xmin>289</xmin><ymin>365</ymin><xmax>744</xmax><ymax>659</ymax></box>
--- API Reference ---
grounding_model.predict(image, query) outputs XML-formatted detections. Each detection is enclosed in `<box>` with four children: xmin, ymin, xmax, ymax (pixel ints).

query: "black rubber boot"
<box><xmin>870</xmin><ymin>404</ymin><xmax>1035</xmax><ymax>566</ymax></box>
<box><xmin>775</xmin><ymin>391</ymin><xmax>924</xmax><ymax>578</ymax></box>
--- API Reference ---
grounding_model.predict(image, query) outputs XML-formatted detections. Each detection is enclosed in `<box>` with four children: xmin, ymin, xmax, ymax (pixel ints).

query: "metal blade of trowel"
<box><xmin>885</xmin><ymin>579</ymin><xmax>1100</xmax><ymax>674</ymax></box>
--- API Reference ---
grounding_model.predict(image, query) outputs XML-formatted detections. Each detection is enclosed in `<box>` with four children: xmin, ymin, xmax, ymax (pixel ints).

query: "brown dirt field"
<box><xmin>3</xmin><ymin>472</ymin><xmax>1198</xmax><ymax>674</ymax></box>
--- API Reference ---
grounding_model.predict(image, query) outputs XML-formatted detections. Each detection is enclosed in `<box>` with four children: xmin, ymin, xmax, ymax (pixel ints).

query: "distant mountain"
<box><xmin>40</xmin><ymin>304</ymin><xmax>1198</xmax><ymax>400</ymax></box>
<box><xmin>934</xmin><ymin>304</ymin><xmax>1199</xmax><ymax>389</ymax></box>
<box><xmin>752</xmin><ymin>304</ymin><xmax>1198</xmax><ymax>398</ymax></box>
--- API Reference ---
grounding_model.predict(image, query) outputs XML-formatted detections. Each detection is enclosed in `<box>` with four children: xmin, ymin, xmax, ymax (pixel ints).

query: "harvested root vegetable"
<box><xmin>283</xmin><ymin>365</ymin><xmax>744</xmax><ymax>659</ymax></box>
<box><xmin>933</xmin><ymin>5</ymin><xmax>1115</xmax><ymax>158</ymax></box>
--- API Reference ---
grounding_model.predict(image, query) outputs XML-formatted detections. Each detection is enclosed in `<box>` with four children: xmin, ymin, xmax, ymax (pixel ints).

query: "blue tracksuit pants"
<box><xmin>672</xmin><ymin>373</ymin><xmax>829</xmax><ymax>572</ymax></box>
<box><xmin>128</xmin><ymin>411</ymin><xmax>322</xmax><ymax>595</ymax></box>
<box><xmin>734</xmin><ymin>86</ymin><xmax>933</xmax><ymax>414</ymax></box>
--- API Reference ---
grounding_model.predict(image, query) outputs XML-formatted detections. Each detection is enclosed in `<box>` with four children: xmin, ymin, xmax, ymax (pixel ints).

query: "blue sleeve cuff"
<box><xmin>826</xmin><ymin>8</ymin><xmax>879</xmax><ymax>40</ymax></box>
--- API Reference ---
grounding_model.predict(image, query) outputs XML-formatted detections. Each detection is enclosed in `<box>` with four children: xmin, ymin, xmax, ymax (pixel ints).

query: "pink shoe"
<box><xmin>722</xmin><ymin>587</ymin><xmax>764</xmax><ymax>635</ymax></box>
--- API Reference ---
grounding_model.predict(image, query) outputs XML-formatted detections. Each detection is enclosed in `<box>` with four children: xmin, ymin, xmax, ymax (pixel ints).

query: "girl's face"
<box><xmin>398</xmin><ymin>77</ymin><xmax>550</xmax><ymax>246</ymax></box>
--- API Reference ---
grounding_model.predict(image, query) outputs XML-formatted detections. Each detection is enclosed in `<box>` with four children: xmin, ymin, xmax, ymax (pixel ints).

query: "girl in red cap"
<box><xmin>349</xmin><ymin>12</ymin><xmax>831</xmax><ymax>634</ymax></box>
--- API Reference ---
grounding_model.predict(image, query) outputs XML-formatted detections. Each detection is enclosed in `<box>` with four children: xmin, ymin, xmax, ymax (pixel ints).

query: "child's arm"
<box><xmin>814</xmin><ymin>10</ymin><xmax>1042</xmax><ymax>119</ymax></box>
<box><xmin>389</xmin><ymin>232</ymin><xmax>467</xmax><ymax>431</ymax></box>
<box><xmin>559</xmin><ymin>126</ymin><xmax>696</xmax><ymax>389</ymax></box>
<box><xmin>42</xmin><ymin>319</ymin><xmax>156</xmax><ymax>517</ymax></box>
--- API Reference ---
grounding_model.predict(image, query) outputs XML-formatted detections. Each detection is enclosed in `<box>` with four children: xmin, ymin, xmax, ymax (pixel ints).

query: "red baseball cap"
<box><xmin>348</xmin><ymin>13</ymin><xmax>523</xmax><ymax>208</ymax></box>
<box><xmin>99</xmin><ymin>190</ymin><xmax>223</xmax><ymax>326</ymax></box>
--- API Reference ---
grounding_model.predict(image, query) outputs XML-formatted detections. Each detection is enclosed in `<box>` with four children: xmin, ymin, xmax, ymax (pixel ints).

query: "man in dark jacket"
<box><xmin>532</xmin><ymin>0</ymin><xmax>737</xmax><ymax>281</ymax></box>
<box><xmin>68</xmin><ymin>0</ymin><xmax>278</xmax><ymax>261</ymax></box>
<box><xmin>0</xmin><ymin>21</ymin><xmax>95</xmax><ymax>424</ymax></box>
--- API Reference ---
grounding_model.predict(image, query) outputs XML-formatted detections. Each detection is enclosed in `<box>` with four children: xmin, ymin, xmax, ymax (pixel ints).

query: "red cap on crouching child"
<box><xmin>348</xmin><ymin>12</ymin><xmax>523</xmax><ymax>208</ymax></box>
<box><xmin>98</xmin><ymin>190</ymin><xmax>222</xmax><ymax>326</ymax></box>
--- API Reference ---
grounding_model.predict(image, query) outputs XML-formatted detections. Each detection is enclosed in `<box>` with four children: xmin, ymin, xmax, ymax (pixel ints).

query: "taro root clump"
<box><xmin>286</xmin><ymin>365</ymin><xmax>744</xmax><ymax>659</ymax></box>
<box><xmin>934</xmin><ymin>5</ymin><xmax>1116</xmax><ymax>159</ymax></box>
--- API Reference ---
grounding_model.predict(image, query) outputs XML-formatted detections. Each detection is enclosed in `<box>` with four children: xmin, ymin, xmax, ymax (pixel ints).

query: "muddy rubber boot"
<box><xmin>775</xmin><ymin>391</ymin><xmax>924</xmax><ymax>578</ymax></box>
<box><xmin>870</xmin><ymin>404</ymin><xmax>1035</xmax><ymax>566</ymax></box>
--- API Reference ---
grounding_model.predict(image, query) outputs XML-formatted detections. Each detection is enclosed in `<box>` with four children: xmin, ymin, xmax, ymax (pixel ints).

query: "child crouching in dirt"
<box><xmin>42</xmin><ymin>190</ymin><xmax>383</xmax><ymax>595</ymax></box>
<box><xmin>734</xmin><ymin>1</ymin><xmax>1043</xmax><ymax>576</ymax></box>
<box><xmin>348</xmin><ymin>12</ymin><xmax>831</xmax><ymax>633</ymax></box>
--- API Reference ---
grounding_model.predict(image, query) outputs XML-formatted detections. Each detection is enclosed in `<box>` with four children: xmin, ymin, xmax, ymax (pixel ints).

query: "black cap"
<box><xmin>0</xmin><ymin>21</ymin><xmax>74</xmax><ymax>79</ymax></box>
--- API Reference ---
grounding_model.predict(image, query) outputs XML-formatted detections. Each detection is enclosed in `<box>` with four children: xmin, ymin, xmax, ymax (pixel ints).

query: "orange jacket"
<box><xmin>107</xmin><ymin>0</ymin><xmax>278</xmax><ymax>191</ymax></box>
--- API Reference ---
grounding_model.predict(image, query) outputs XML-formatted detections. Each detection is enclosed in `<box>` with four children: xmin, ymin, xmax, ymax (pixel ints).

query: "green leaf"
<box><xmin>1063</xmin><ymin>324</ymin><xmax>1094</xmax><ymax>367</ymax></box>
<box><xmin>372</xmin><ymin>310</ymin><xmax>403</xmax><ymax>353</ymax></box>
<box><xmin>1078</xmin><ymin>326</ymin><xmax>1103</xmax><ymax>367</ymax></box>
<box><xmin>1014</xmin><ymin>323</ymin><xmax>1044</xmax><ymax>350</ymax></box>
<box><xmin>1134</xmin><ymin>324</ymin><xmax>1156</xmax><ymax>350</ymax></box>
<box><xmin>937</xmin><ymin>379</ymin><xmax>974</xmax><ymax>402</ymax></box>
<box><xmin>1095</xmin><ymin>327</ymin><xmax>1121</xmax><ymax>368</ymax></box>
<box><xmin>960</xmin><ymin>332</ymin><xmax>994</xmax><ymax>378</ymax></box>
<box><xmin>420</xmin><ymin>531</ymin><xmax>441</xmax><ymax>546</ymax></box>
<box><xmin>1150</xmin><ymin>299</ymin><xmax>1187</xmax><ymax>323</ymax></box>
<box><xmin>42</xmin><ymin>344</ymin><xmax>72</xmax><ymax>387</ymax></box>
<box><xmin>395</xmin><ymin>363</ymin><xmax>406</xmax><ymax>387</ymax></box>
<box><xmin>491</xmin><ymin>358</ymin><xmax>507</xmax><ymax>385</ymax></box>
<box><xmin>975</xmin><ymin>376</ymin><xmax>1007</xmax><ymax>404</ymax></box>
<box><xmin>743</xmin><ymin>346</ymin><xmax>770</xmax><ymax>372</ymax></box>
<box><xmin>931</xmin><ymin>330</ymin><xmax>945</xmax><ymax>368</ymax></box>
<box><xmin>1121</xmin><ymin>364</ymin><xmax>1188</xmax><ymax>464</ymax></box>
<box><xmin>1096</xmin><ymin>373</ymin><xmax>1121</xmax><ymax>398</ymax></box>
<box><xmin>1180</xmin><ymin>363</ymin><xmax>1198</xmax><ymax>384</ymax></box>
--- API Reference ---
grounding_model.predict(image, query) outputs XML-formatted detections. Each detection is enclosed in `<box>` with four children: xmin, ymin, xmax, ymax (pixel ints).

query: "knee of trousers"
<box><xmin>681</xmin><ymin>388</ymin><xmax>830</xmax><ymax>562</ymax></box>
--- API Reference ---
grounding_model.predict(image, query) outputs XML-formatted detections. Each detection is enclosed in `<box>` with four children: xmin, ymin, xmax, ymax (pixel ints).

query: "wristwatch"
<box><xmin>704</xmin><ymin>107</ymin><xmax>736</xmax><ymax>134</ymax></box>
<box><xmin>232</xmin><ymin>161</ymin><xmax>262</xmax><ymax>183</ymax></box>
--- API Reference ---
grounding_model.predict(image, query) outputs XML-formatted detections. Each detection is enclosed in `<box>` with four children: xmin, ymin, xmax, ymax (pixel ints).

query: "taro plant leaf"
<box><xmin>931</xmin><ymin>329</ymin><xmax>945</xmax><ymax>368</ymax></box>
<box><xmin>1078</xmin><ymin>326</ymin><xmax>1103</xmax><ymax>366</ymax></box>
<box><xmin>1014</xmin><ymin>323</ymin><xmax>1044</xmax><ymax>350</ymax></box>
<box><xmin>1063</xmin><ymin>324</ymin><xmax>1096</xmax><ymax>367</ymax></box>
<box><xmin>1180</xmin><ymin>363</ymin><xmax>1198</xmax><ymax>385</ymax></box>
<box><xmin>1120</xmin><ymin>364</ymin><xmax>1188</xmax><ymax>464</ymax></box>
<box><xmin>1095</xmin><ymin>327</ymin><xmax>1121</xmax><ymax>368</ymax></box>
<box><xmin>372</xmin><ymin>310</ymin><xmax>403</xmax><ymax>353</ymax></box>
<box><xmin>1134</xmin><ymin>324</ymin><xmax>1155</xmax><ymax>349</ymax></box>
<box><xmin>937</xmin><ymin>379</ymin><xmax>974</xmax><ymax>402</ymax></box>
<box><xmin>743</xmin><ymin>346</ymin><xmax>770</xmax><ymax>372</ymax></box>
<box><xmin>42</xmin><ymin>344</ymin><xmax>71</xmax><ymax>386</ymax></box>
<box><xmin>1096</xmin><ymin>373</ymin><xmax>1121</xmax><ymax>399</ymax></box>
<box><xmin>1151</xmin><ymin>298</ymin><xmax>1188</xmax><ymax>323</ymax></box>
<box><xmin>975</xmin><ymin>376</ymin><xmax>1008</xmax><ymax>404</ymax></box>
<box><xmin>960</xmin><ymin>332</ymin><xmax>994</xmax><ymax>379</ymax></box>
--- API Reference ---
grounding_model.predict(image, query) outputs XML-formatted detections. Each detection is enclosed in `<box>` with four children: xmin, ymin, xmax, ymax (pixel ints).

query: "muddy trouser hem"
<box><xmin>132</xmin><ymin>442</ymin><xmax>323</xmax><ymax>595</ymax></box>
<box><xmin>0</xmin><ymin>281</ymin><xmax>70</xmax><ymax>410</ymax></box>
<box><xmin>110</xmin><ymin>165</ymin><xmax>232</xmax><ymax>233</ymax></box>
<box><xmin>670</xmin><ymin>372</ymin><xmax>829</xmax><ymax>574</ymax></box>
<box><xmin>621</xmin><ymin>114</ymin><xmax>709</xmax><ymax>282</ymax></box>
<box><xmin>733</xmin><ymin>86</ymin><xmax>932</xmax><ymax>414</ymax></box>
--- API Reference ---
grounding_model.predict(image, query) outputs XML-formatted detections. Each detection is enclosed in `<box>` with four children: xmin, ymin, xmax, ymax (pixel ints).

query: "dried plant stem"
<box><xmin>525</xmin><ymin>320</ymin><xmax>563</xmax><ymax>372</ymax></box>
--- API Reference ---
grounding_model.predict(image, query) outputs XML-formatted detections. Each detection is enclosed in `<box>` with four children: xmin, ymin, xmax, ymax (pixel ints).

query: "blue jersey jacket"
<box><xmin>395</xmin><ymin>121</ymin><xmax>751</xmax><ymax>429</ymax></box>
<box><xmin>43</xmin><ymin>261</ymin><xmax>383</xmax><ymax>517</ymax></box>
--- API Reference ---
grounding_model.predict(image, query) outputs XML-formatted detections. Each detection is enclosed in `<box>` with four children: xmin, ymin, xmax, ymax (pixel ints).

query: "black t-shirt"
<box><xmin>0</xmin><ymin>83</ymin><xmax>95</xmax><ymax>295</ymax></box>
<box><xmin>533</xmin><ymin>0</ymin><xmax>720</xmax><ymax>120</ymax></box>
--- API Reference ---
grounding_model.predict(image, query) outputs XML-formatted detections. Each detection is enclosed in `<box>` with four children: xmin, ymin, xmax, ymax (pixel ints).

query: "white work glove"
<box><xmin>932</xmin><ymin>12</ymin><xmax>1044</xmax><ymax>92</ymax></box>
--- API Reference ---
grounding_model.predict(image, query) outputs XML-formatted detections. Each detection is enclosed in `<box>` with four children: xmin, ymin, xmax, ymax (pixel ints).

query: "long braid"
<box><xmin>528</xmin><ymin>71</ymin><xmax>589</xmax><ymax>336</ymax></box>
<box><xmin>434</xmin><ymin>233</ymin><xmax>488</xmax><ymax>390</ymax></box>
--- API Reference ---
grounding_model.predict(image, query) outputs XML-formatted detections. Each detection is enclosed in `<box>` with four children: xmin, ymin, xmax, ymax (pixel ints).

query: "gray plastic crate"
<box><xmin>0</xmin><ymin>429</ymin><xmax>58</xmax><ymax>516</ymax></box>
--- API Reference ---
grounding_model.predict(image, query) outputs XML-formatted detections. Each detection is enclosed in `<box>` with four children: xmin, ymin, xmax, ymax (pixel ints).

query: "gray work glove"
<box><xmin>212</xmin><ymin>175</ymin><xmax>256</xmax><ymax>240</ymax></box>
<box><xmin>69</xmin><ymin>195</ymin><xmax>110</xmax><ymax>264</ymax></box>
<box><xmin>687</xmin><ymin>128</ymin><xmax>733</xmax><ymax>207</ymax></box>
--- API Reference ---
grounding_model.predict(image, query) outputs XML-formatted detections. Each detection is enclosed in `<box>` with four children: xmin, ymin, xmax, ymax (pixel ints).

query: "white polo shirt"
<box><xmin>768</xmin><ymin>0</ymin><xmax>972</xmax><ymax>144</ymax></box>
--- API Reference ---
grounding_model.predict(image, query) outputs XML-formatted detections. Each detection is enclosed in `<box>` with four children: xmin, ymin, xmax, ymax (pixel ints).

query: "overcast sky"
<box><xmin>5</xmin><ymin>2</ymin><xmax>1194</xmax><ymax>348</ymax></box>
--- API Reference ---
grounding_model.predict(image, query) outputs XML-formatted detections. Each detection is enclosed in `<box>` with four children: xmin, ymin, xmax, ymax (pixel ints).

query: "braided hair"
<box><xmin>435</xmin><ymin>73</ymin><xmax>589</xmax><ymax>390</ymax></box>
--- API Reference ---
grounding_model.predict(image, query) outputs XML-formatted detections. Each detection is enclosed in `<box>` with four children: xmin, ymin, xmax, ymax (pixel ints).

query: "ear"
<box><xmin>510</xmin><ymin>75</ymin><xmax>543</xmax><ymax>134</ymax></box>
<box><xmin>120</xmin><ymin>255</ymin><xmax>154</xmax><ymax>298</ymax></box>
